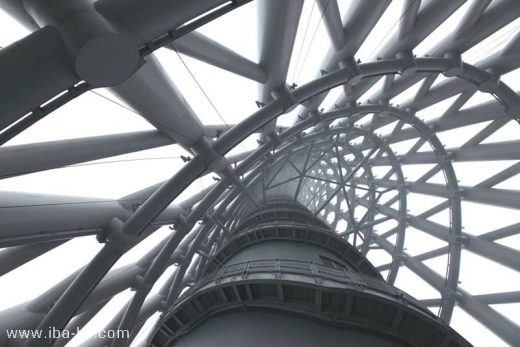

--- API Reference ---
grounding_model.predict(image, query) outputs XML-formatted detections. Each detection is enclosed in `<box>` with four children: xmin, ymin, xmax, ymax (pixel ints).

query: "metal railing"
<box><xmin>200</xmin><ymin>258</ymin><xmax>421</xmax><ymax>308</ymax></box>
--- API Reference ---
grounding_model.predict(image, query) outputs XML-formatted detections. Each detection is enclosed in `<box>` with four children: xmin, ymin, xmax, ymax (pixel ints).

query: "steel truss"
<box><xmin>0</xmin><ymin>0</ymin><xmax>519</xmax><ymax>346</ymax></box>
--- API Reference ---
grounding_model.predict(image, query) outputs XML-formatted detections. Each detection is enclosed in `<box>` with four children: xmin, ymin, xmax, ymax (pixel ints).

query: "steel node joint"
<box><xmin>448</xmin><ymin>187</ymin><xmax>466</xmax><ymax>199</ymax></box>
<box><xmin>103</xmin><ymin>217</ymin><xmax>139</xmax><ymax>253</ymax></box>
<box><xmin>338</xmin><ymin>56</ymin><xmax>361</xmax><ymax>84</ymax></box>
<box><xmin>309</xmin><ymin>109</ymin><xmax>323</xmax><ymax>125</ymax></box>
<box><xmin>191</xmin><ymin>136</ymin><xmax>228</xmax><ymax>173</ymax></box>
<box><xmin>398</xmin><ymin>214</ymin><xmax>410</xmax><ymax>223</ymax></box>
<box><xmin>131</xmin><ymin>274</ymin><xmax>154</xmax><ymax>292</ymax></box>
<box><xmin>440</xmin><ymin>287</ymin><xmax>459</xmax><ymax>302</ymax></box>
<box><xmin>396</xmin><ymin>182</ymin><xmax>410</xmax><ymax>191</ymax></box>
<box><xmin>477</xmin><ymin>68</ymin><xmax>501</xmax><ymax>93</ymax></box>
<box><xmin>505</xmin><ymin>103</ymin><xmax>520</xmax><ymax>121</ymax></box>
<box><xmin>267</xmin><ymin>131</ymin><xmax>282</xmax><ymax>147</ymax></box>
<box><xmin>448</xmin><ymin>233</ymin><xmax>468</xmax><ymax>245</ymax></box>
<box><xmin>436</xmin><ymin>153</ymin><xmax>454</xmax><ymax>165</ymax></box>
<box><xmin>395</xmin><ymin>51</ymin><xmax>417</xmax><ymax>76</ymax></box>
<box><xmin>158</xmin><ymin>298</ymin><xmax>171</xmax><ymax>313</ymax></box>
<box><xmin>442</xmin><ymin>52</ymin><xmax>463</xmax><ymax>77</ymax></box>
<box><xmin>294</xmin><ymin>133</ymin><xmax>305</xmax><ymax>145</ymax></box>
<box><xmin>172</xmin><ymin>213</ymin><xmax>190</xmax><ymax>231</ymax></box>
<box><xmin>270</xmin><ymin>84</ymin><xmax>297</xmax><ymax>113</ymax></box>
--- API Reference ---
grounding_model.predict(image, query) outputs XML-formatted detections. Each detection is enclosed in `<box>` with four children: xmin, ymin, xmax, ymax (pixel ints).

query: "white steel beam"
<box><xmin>171</xmin><ymin>32</ymin><xmax>266</xmax><ymax>83</ymax></box>
<box><xmin>110</xmin><ymin>55</ymin><xmax>208</xmax><ymax>148</ymax></box>
<box><xmin>0</xmin><ymin>131</ymin><xmax>173</xmax><ymax>179</ymax></box>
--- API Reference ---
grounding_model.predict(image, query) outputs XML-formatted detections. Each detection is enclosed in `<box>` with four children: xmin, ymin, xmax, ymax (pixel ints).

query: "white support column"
<box><xmin>0</xmin><ymin>131</ymin><xmax>173</xmax><ymax>178</ymax></box>
<box><xmin>257</xmin><ymin>0</ymin><xmax>303</xmax><ymax>138</ymax></box>
<box><xmin>0</xmin><ymin>191</ymin><xmax>185</xmax><ymax>241</ymax></box>
<box><xmin>110</xmin><ymin>54</ymin><xmax>208</xmax><ymax>148</ymax></box>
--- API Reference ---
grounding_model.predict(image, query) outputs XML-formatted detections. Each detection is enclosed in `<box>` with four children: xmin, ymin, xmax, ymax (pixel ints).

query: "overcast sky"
<box><xmin>0</xmin><ymin>1</ymin><xmax>519</xmax><ymax>346</ymax></box>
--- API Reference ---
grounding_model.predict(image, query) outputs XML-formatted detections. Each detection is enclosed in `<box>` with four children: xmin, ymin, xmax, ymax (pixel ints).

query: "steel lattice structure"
<box><xmin>0</xmin><ymin>0</ymin><xmax>519</xmax><ymax>346</ymax></box>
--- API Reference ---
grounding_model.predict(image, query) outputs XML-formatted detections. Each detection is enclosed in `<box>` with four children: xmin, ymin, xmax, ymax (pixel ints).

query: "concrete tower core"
<box><xmin>0</xmin><ymin>0</ymin><xmax>519</xmax><ymax>346</ymax></box>
<box><xmin>151</xmin><ymin>201</ymin><xmax>471</xmax><ymax>347</ymax></box>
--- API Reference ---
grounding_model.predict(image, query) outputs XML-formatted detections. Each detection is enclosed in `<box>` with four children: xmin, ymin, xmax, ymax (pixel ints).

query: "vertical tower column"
<box><xmin>150</xmin><ymin>201</ymin><xmax>472</xmax><ymax>347</ymax></box>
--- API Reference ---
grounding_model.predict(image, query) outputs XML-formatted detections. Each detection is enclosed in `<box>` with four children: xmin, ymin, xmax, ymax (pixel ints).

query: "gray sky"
<box><xmin>0</xmin><ymin>1</ymin><xmax>519</xmax><ymax>346</ymax></box>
